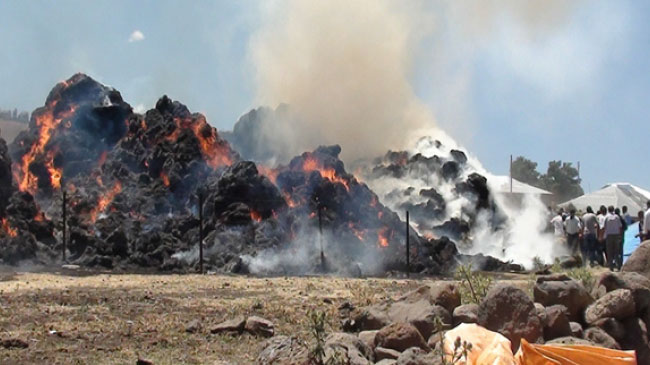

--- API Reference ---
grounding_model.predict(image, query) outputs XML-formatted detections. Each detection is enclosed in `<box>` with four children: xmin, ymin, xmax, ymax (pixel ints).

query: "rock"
<box><xmin>546</xmin><ymin>337</ymin><xmax>596</xmax><ymax>346</ymax></box>
<box><xmin>452</xmin><ymin>304</ymin><xmax>479</xmax><ymax>326</ymax></box>
<box><xmin>387</xmin><ymin>300</ymin><xmax>451</xmax><ymax>339</ymax></box>
<box><xmin>536</xmin><ymin>274</ymin><xmax>572</xmax><ymax>283</ymax></box>
<box><xmin>256</xmin><ymin>336</ymin><xmax>308</xmax><ymax>365</ymax></box>
<box><xmin>622</xmin><ymin>240</ymin><xmax>650</xmax><ymax>279</ymax></box>
<box><xmin>395</xmin><ymin>347</ymin><xmax>441</xmax><ymax>365</ymax></box>
<box><xmin>396</xmin><ymin>283</ymin><xmax>460</xmax><ymax>314</ymax></box>
<box><xmin>585</xmin><ymin>289</ymin><xmax>636</xmax><ymax>324</ymax></box>
<box><xmin>210</xmin><ymin>316</ymin><xmax>246</xmax><ymax>335</ymax></box>
<box><xmin>427</xmin><ymin>330</ymin><xmax>447</xmax><ymax>349</ymax></box>
<box><xmin>534</xmin><ymin>303</ymin><xmax>547</xmax><ymax>327</ymax></box>
<box><xmin>592</xmin><ymin>318</ymin><xmax>625</xmax><ymax>341</ymax></box>
<box><xmin>534</xmin><ymin>278</ymin><xmax>594</xmax><ymax>322</ymax></box>
<box><xmin>375</xmin><ymin>347</ymin><xmax>401</xmax><ymax>361</ymax></box>
<box><xmin>544</xmin><ymin>305</ymin><xmax>572</xmax><ymax>340</ymax></box>
<box><xmin>592</xmin><ymin>271</ymin><xmax>650</xmax><ymax>315</ymax></box>
<box><xmin>1</xmin><ymin>338</ymin><xmax>29</xmax><ymax>349</ymax></box>
<box><xmin>584</xmin><ymin>327</ymin><xmax>621</xmax><ymax>349</ymax></box>
<box><xmin>478</xmin><ymin>285</ymin><xmax>542</xmax><ymax>352</ymax></box>
<box><xmin>569</xmin><ymin>322</ymin><xmax>583</xmax><ymax>338</ymax></box>
<box><xmin>358</xmin><ymin>330</ymin><xmax>379</xmax><ymax>350</ymax></box>
<box><xmin>376</xmin><ymin>360</ymin><xmax>397</xmax><ymax>365</ymax></box>
<box><xmin>619</xmin><ymin>317</ymin><xmax>650</xmax><ymax>365</ymax></box>
<box><xmin>353</xmin><ymin>305</ymin><xmax>391</xmax><ymax>331</ymax></box>
<box><xmin>136</xmin><ymin>359</ymin><xmax>154</xmax><ymax>365</ymax></box>
<box><xmin>325</xmin><ymin>332</ymin><xmax>373</xmax><ymax>365</ymax></box>
<box><xmin>375</xmin><ymin>323</ymin><xmax>429</xmax><ymax>352</ymax></box>
<box><xmin>245</xmin><ymin>316</ymin><xmax>274</xmax><ymax>337</ymax></box>
<box><xmin>558</xmin><ymin>255</ymin><xmax>581</xmax><ymax>269</ymax></box>
<box><xmin>185</xmin><ymin>319</ymin><xmax>202</xmax><ymax>333</ymax></box>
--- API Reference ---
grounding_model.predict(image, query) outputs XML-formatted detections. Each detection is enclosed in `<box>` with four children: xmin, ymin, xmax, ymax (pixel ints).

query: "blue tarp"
<box><xmin>623</xmin><ymin>223</ymin><xmax>642</xmax><ymax>263</ymax></box>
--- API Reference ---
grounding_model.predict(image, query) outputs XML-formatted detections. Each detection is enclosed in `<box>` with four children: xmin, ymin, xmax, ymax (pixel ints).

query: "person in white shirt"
<box><xmin>564</xmin><ymin>209</ymin><xmax>582</xmax><ymax>255</ymax></box>
<box><xmin>581</xmin><ymin>206</ymin><xmax>599</xmax><ymax>266</ymax></box>
<box><xmin>644</xmin><ymin>201</ymin><xmax>650</xmax><ymax>241</ymax></box>
<box><xmin>604</xmin><ymin>206</ymin><xmax>623</xmax><ymax>270</ymax></box>
<box><xmin>550</xmin><ymin>211</ymin><xmax>565</xmax><ymax>242</ymax></box>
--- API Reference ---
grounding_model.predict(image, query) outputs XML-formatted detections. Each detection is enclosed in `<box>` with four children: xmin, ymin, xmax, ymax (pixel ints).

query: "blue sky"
<box><xmin>1</xmin><ymin>1</ymin><xmax>648</xmax><ymax>192</ymax></box>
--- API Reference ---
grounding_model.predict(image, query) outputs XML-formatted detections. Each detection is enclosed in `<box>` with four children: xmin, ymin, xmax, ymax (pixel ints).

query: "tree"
<box><xmin>539</xmin><ymin>161</ymin><xmax>583</xmax><ymax>203</ymax></box>
<box><xmin>511</xmin><ymin>156</ymin><xmax>540</xmax><ymax>186</ymax></box>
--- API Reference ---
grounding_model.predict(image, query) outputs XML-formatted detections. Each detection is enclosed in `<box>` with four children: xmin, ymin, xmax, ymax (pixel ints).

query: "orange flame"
<box><xmin>301</xmin><ymin>156</ymin><xmax>349</xmax><ymax>191</ymax></box>
<box><xmin>348</xmin><ymin>222</ymin><xmax>367</xmax><ymax>241</ymax></box>
<box><xmin>97</xmin><ymin>151</ymin><xmax>108</xmax><ymax>167</ymax></box>
<box><xmin>190</xmin><ymin>116</ymin><xmax>232</xmax><ymax>169</ymax></box>
<box><xmin>160</xmin><ymin>171</ymin><xmax>170</xmax><ymax>187</ymax></box>
<box><xmin>283</xmin><ymin>192</ymin><xmax>297</xmax><ymax>208</ymax></box>
<box><xmin>89</xmin><ymin>181</ymin><xmax>122</xmax><ymax>222</ymax></box>
<box><xmin>257</xmin><ymin>165</ymin><xmax>279</xmax><ymax>184</ymax></box>
<box><xmin>12</xmin><ymin>103</ymin><xmax>76</xmax><ymax>194</ymax></box>
<box><xmin>250</xmin><ymin>210</ymin><xmax>262</xmax><ymax>222</ymax></box>
<box><xmin>44</xmin><ymin>150</ymin><xmax>62</xmax><ymax>190</ymax></box>
<box><xmin>1</xmin><ymin>218</ymin><xmax>18</xmax><ymax>238</ymax></box>
<box><xmin>377</xmin><ymin>227</ymin><xmax>389</xmax><ymax>248</ymax></box>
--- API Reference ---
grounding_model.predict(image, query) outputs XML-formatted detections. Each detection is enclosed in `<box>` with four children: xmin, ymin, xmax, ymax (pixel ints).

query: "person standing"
<box><xmin>615</xmin><ymin>207</ymin><xmax>628</xmax><ymax>269</ymax></box>
<box><xmin>582</xmin><ymin>206</ymin><xmax>599</xmax><ymax>266</ymax></box>
<box><xmin>622</xmin><ymin>206</ymin><xmax>633</xmax><ymax>226</ymax></box>
<box><xmin>550</xmin><ymin>210</ymin><xmax>565</xmax><ymax>243</ymax></box>
<box><xmin>596</xmin><ymin>205</ymin><xmax>608</xmax><ymax>265</ymax></box>
<box><xmin>604</xmin><ymin>206</ymin><xmax>623</xmax><ymax>270</ymax></box>
<box><xmin>564</xmin><ymin>209</ymin><xmax>582</xmax><ymax>256</ymax></box>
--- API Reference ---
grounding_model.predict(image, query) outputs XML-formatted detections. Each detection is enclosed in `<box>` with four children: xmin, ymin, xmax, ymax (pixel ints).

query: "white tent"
<box><xmin>489</xmin><ymin>176</ymin><xmax>552</xmax><ymax>195</ymax></box>
<box><xmin>559</xmin><ymin>183</ymin><xmax>650</xmax><ymax>213</ymax></box>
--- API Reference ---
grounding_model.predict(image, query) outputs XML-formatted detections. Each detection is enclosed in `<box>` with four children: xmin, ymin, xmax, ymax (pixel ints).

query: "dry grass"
<box><xmin>0</xmin><ymin>271</ymin><xmax>428</xmax><ymax>365</ymax></box>
<box><xmin>0</xmin><ymin>119</ymin><xmax>28</xmax><ymax>144</ymax></box>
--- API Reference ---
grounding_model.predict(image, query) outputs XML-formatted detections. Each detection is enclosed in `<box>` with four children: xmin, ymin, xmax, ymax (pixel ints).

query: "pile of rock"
<box><xmin>257</xmin><ymin>269</ymin><xmax>650</xmax><ymax>364</ymax></box>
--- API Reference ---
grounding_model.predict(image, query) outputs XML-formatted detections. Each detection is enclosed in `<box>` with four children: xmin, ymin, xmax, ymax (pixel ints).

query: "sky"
<box><xmin>1</xmin><ymin>0</ymin><xmax>649</xmax><ymax>193</ymax></box>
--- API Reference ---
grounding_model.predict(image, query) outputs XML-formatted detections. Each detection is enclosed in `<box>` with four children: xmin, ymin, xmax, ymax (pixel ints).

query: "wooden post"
<box><xmin>406</xmin><ymin>211</ymin><xmax>410</xmax><ymax>278</ymax></box>
<box><xmin>198</xmin><ymin>190</ymin><xmax>204</xmax><ymax>274</ymax></box>
<box><xmin>62</xmin><ymin>179</ymin><xmax>67</xmax><ymax>263</ymax></box>
<box><xmin>318</xmin><ymin>204</ymin><xmax>324</xmax><ymax>269</ymax></box>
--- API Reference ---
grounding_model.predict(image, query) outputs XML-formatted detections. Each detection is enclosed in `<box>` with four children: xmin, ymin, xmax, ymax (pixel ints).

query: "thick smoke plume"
<box><xmin>250</xmin><ymin>0</ymin><xmax>435</xmax><ymax>163</ymax></box>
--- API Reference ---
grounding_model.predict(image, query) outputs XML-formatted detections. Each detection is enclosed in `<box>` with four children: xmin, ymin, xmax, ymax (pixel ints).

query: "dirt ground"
<box><xmin>0</xmin><ymin>269</ymin><xmax>461</xmax><ymax>365</ymax></box>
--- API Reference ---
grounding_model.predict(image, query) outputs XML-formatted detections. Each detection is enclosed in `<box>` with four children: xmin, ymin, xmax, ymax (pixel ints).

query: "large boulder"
<box><xmin>543</xmin><ymin>305</ymin><xmax>572</xmax><ymax>341</ymax></box>
<box><xmin>534</xmin><ymin>276</ymin><xmax>594</xmax><ymax>322</ymax></box>
<box><xmin>375</xmin><ymin>323</ymin><xmax>429</xmax><ymax>353</ymax></box>
<box><xmin>478</xmin><ymin>284</ymin><xmax>543</xmax><ymax>352</ymax></box>
<box><xmin>387</xmin><ymin>301</ymin><xmax>451</xmax><ymax>339</ymax></box>
<box><xmin>584</xmin><ymin>289</ymin><xmax>636</xmax><ymax>324</ymax></box>
<box><xmin>245</xmin><ymin>316</ymin><xmax>275</xmax><ymax>337</ymax></box>
<box><xmin>396</xmin><ymin>284</ymin><xmax>461</xmax><ymax>314</ymax></box>
<box><xmin>622</xmin><ymin>240</ymin><xmax>650</xmax><ymax>279</ymax></box>
<box><xmin>592</xmin><ymin>271</ymin><xmax>650</xmax><ymax>315</ymax></box>
<box><xmin>324</xmin><ymin>332</ymin><xmax>373</xmax><ymax>365</ymax></box>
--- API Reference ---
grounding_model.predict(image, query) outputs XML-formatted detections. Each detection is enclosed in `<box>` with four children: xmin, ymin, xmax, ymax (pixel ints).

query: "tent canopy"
<box><xmin>559</xmin><ymin>183</ymin><xmax>650</xmax><ymax>214</ymax></box>
<box><xmin>490</xmin><ymin>176</ymin><xmax>552</xmax><ymax>195</ymax></box>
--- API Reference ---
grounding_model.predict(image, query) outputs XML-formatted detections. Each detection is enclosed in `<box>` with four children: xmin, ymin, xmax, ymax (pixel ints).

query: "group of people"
<box><xmin>549</xmin><ymin>201</ymin><xmax>650</xmax><ymax>271</ymax></box>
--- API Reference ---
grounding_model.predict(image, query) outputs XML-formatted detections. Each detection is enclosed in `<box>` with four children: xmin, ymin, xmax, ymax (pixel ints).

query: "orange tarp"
<box><xmin>443</xmin><ymin>323</ymin><xmax>637</xmax><ymax>365</ymax></box>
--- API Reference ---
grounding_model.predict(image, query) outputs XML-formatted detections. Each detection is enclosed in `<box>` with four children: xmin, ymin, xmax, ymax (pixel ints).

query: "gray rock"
<box><xmin>388</xmin><ymin>300</ymin><xmax>451</xmax><ymax>339</ymax></box>
<box><xmin>544</xmin><ymin>305</ymin><xmax>572</xmax><ymax>340</ymax></box>
<box><xmin>325</xmin><ymin>332</ymin><xmax>373</xmax><ymax>365</ymax></box>
<box><xmin>211</xmin><ymin>316</ymin><xmax>246</xmax><ymax>335</ymax></box>
<box><xmin>585</xmin><ymin>289</ymin><xmax>636</xmax><ymax>324</ymax></box>
<box><xmin>375</xmin><ymin>346</ymin><xmax>401</xmax><ymax>361</ymax></box>
<box><xmin>256</xmin><ymin>336</ymin><xmax>308</xmax><ymax>365</ymax></box>
<box><xmin>584</xmin><ymin>327</ymin><xmax>621</xmax><ymax>349</ymax></box>
<box><xmin>358</xmin><ymin>330</ymin><xmax>378</xmax><ymax>350</ymax></box>
<box><xmin>534</xmin><ymin>279</ymin><xmax>593</xmax><ymax>322</ymax></box>
<box><xmin>395</xmin><ymin>347</ymin><xmax>442</xmax><ymax>365</ymax></box>
<box><xmin>452</xmin><ymin>304</ymin><xmax>479</xmax><ymax>326</ymax></box>
<box><xmin>592</xmin><ymin>318</ymin><xmax>625</xmax><ymax>341</ymax></box>
<box><xmin>245</xmin><ymin>316</ymin><xmax>275</xmax><ymax>337</ymax></box>
<box><xmin>534</xmin><ymin>303</ymin><xmax>547</xmax><ymax>327</ymax></box>
<box><xmin>546</xmin><ymin>336</ymin><xmax>596</xmax><ymax>346</ymax></box>
<box><xmin>622</xmin><ymin>240</ymin><xmax>650</xmax><ymax>279</ymax></box>
<box><xmin>569</xmin><ymin>322</ymin><xmax>583</xmax><ymax>338</ymax></box>
<box><xmin>185</xmin><ymin>319</ymin><xmax>202</xmax><ymax>334</ymax></box>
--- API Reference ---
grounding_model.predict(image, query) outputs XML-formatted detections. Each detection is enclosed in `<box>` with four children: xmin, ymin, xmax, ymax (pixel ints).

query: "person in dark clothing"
<box><xmin>615</xmin><ymin>207</ymin><xmax>628</xmax><ymax>269</ymax></box>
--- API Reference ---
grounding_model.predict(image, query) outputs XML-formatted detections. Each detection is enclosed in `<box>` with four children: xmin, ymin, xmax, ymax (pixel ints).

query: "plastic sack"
<box><xmin>443</xmin><ymin>323</ymin><xmax>517</xmax><ymax>364</ymax></box>
<box><xmin>515</xmin><ymin>339</ymin><xmax>637</xmax><ymax>365</ymax></box>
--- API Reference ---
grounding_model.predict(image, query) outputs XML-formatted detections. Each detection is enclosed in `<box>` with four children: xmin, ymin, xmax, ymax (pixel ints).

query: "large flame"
<box><xmin>12</xmin><ymin>96</ymin><xmax>76</xmax><ymax>194</ymax></box>
<box><xmin>377</xmin><ymin>227</ymin><xmax>390</xmax><ymax>248</ymax></box>
<box><xmin>250</xmin><ymin>210</ymin><xmax>263</xmax><ymax>222</ymax></box>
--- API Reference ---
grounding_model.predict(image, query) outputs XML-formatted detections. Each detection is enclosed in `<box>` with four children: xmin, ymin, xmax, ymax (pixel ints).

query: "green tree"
<box><xmin>511</xmin><ymin>156</ymin><xmax>540</xmax><ymax>186</ymax></box>
<box><xmin>539</xmin><ymin>161</ymin><xmax>583</xmax><ymax>203</ymax></box>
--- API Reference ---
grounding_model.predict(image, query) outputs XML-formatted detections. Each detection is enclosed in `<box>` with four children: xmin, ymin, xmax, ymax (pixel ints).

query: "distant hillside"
<box><xmin>0</xmin><ymin>119</ymin><xmax>28</xmax><ymax>144</ymax></box>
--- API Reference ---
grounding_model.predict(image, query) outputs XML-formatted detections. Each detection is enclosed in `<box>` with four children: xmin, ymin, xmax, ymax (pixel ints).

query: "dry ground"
<box><xmin>0</xmin><ymin>270</ymin><xmax>451</xmax><ymax>365</ymax></box>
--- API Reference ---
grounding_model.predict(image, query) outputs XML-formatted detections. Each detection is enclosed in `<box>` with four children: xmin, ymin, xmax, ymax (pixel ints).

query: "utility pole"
<box><xmin>318</xmin><ymin>204</ymin><xmax>324</xmax><ymax>270</ymax></box>
<box><xmin>61</xmin><ymin>177</ymin><xmax>67</xmax><ymax>263</ymax></box>
<box><xmin>198</xmin><ymin>190</ymin><xmax>204</xmax><ymax>274</ymax></box>
<box><xmin>406</xmin><ymin>211</ymin><xmax>410</xmax><ymax>278</ymax></box>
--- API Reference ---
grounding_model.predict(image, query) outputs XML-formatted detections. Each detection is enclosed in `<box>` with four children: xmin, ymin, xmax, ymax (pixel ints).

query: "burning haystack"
<box><xmin>0</xmin><ymin>74</ymin><xmax>520</xmax><ymax>275</ymax></box>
